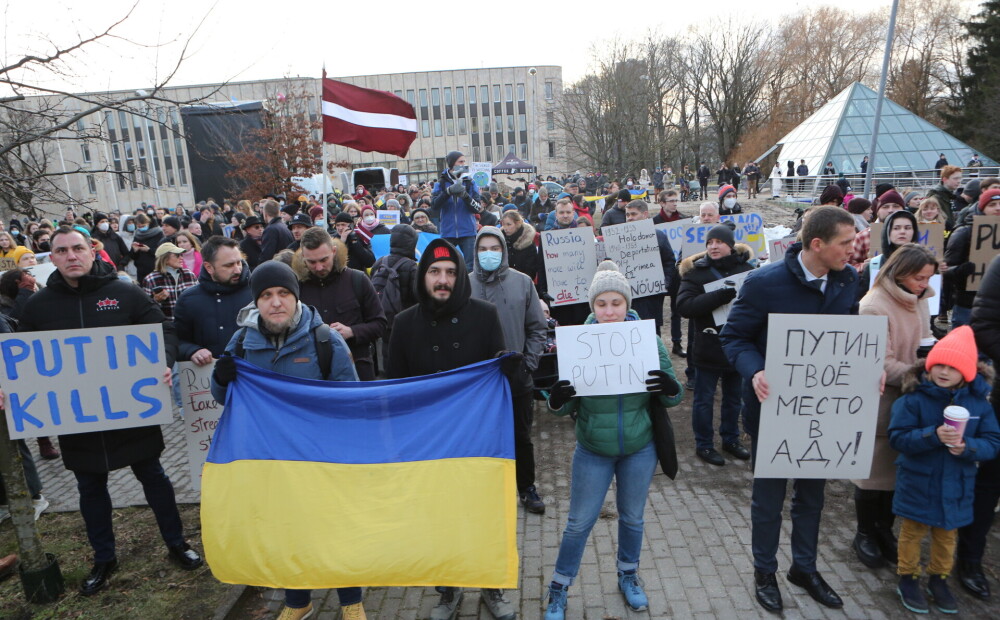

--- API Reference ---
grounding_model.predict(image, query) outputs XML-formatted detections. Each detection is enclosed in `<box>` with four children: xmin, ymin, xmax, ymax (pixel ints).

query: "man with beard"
<box><xmin>387</xmin><ymin>238</ymin><xmax>518</xmax><ymax>620</ymax></box>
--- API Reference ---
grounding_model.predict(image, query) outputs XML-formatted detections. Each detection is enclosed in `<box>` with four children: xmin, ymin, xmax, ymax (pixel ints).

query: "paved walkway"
<box><xmin>27</xmin><ymin>386</ymin><xmax>1000</xmax><ymax>619</ymax></box>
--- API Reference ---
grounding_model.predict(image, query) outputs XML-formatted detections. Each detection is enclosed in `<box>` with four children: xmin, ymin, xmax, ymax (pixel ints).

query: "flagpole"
<box><xmin>320</xmin><ymin>65</ymin><xmax>328</xmax><ymax>225</ymax></box>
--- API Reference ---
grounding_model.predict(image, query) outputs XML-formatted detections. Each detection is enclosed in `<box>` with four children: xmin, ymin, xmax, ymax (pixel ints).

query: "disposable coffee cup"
<box><xmin>919</xmin><ymin>338</ymin><xmax>937</xmax><ymax>347</ymax></box>
<box><xmin>943</xmin><ymin>406</ymin><xmax>970</xmax><ymax>446</ymax></box>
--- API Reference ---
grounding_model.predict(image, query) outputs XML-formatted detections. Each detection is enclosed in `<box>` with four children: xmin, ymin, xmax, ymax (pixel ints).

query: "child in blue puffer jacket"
<box><xmin>888</xmin><ymin>326</ymin><xmax>1000</xmax><ymax>614</ymax></box>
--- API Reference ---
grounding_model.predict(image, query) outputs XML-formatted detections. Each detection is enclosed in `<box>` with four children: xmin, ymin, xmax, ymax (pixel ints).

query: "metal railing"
<box><xmin>763</xmin><ymin>166</ymin><xmax>1000</xmax><ymax>202</ymax></box>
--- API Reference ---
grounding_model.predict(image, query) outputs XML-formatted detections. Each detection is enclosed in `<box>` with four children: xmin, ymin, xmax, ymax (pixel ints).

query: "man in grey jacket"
<box><xmin>470</xmin><ymin>226</ymin><xmax>548</xmax><ymax>515</ymax></box>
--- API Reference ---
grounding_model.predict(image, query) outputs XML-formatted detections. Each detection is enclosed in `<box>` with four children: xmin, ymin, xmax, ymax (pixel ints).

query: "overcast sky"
<box><xmin>5</xmin><ymin>0</ymin><xmax>953</xmax><ymax>95</ymax></box>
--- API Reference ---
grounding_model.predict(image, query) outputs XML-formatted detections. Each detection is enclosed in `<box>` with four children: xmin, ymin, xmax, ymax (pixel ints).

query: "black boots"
<box><xmin>853</xmin><ymin>488</ymin><xmax>897</xmax><ymax>568</ymax></box>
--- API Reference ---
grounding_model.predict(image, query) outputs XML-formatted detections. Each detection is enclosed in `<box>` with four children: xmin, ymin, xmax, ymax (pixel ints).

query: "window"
<box><xmin>520</xmin><ymin>143</ymin><xmax>528</xmax><ymax>159</ymax></box>
<box><xmin>508</xmin><ymin>145</ymin><xmax>515</xmax><ymax>155</ymax></box>
<box><xmin>118</xmin><ymin>110</ymin><xmax>128</xmax><ymax>131</ymax></box>
<box><xmin>482</xmin><ymin>116</ymin><xmax>490</xmax><ymax>133</ymax></box>
<box><xmin>169</xmin><ymin>109</ymin><xmax>180</xmax><ymax>132</ymax></box>
<box><xmin>81</xmin><ymin>144</ymin><xmax>92</xmax><ymax>163</ymax></box>
<box><xmin>422</xmin><ymin>119</ymin><xmax>430</xmax><ymax>137</ymax></box>
<box><xmin>116</xmin><ymin>174</ymin><xmax>126</xmax><ymax>190</ymax></box>
<box><xmin>446</xmin><ymin>118</ymin><xmax>455</xmax><ymax>136</ymax></box>
<box><xmin>481</xmin><ymin>86</ymin><xmax>488</xmax><ymax>105</ymax></box>
<box><xmin>517</xmin><ymin>83</ymin><xmax>525</xmax><ymax>101</ymax></box>
<box><xmin>166</xmin><ymin>166</ymin><xmax>175</xmax><ymax>187</ymax></box>
<box><xmin>179</xmin><ymin>165</ymin><xmax>188</xmax><ymax>186</ymax></box>
<box><xmin>434</xmin><ymin>118</ymin><xmax>442</xmax><ymax>136</ymax></box>
<box><xmin>471</xmin><ymin>117</ymin><xmax>479</xmax><ymax>133</ymax></box>
<box><xmin>419</xmin><ymin>89</ymin><xmax>428</xmax><ymax>107</ymax></box>
<box><xmin>546</xmin><ymin>111</ymin><xmax>555</xmax><ymax>130</ymax></box>
<box><xmin>458</xmin><ymin>117</ymin><xmax>467</xmax><ymax>135</ymax></box>
<box><xmin>161</xmin><ymin>139</ymin><xmax>171</xmax><ymax>158</ymax></box>
<box><xmin>548</xmin><ymin>141</ymin><xmax>556</xmax><ymax>157</ymax></box>
<box><xmin>545</xmin><ymin>82</ymin><xmax>554</xmax><ymax>100</ymax></box>
<box><xmin>485</xmin><ymin>147</ymin><xmax>492</xmax><ymax>161</ymax></box>
<box><xmin>86</xmin><ymin>174</ymin><xmax>96</xmax><ymax>194</ymax></box>
<box><xmin>518</xmin><ymin>114</ymin><xmax>526</xmax><ymax>131</ymax></box>
<box><xmin>136</xmin><ymin>140</ymin><xmax>146</xmax><ymax>158</ymax></box>
<box><xmin>431</xmin><ymin>88</ymin><xmax>440</xmax><ymax>106</ymax></box>
<box><xmin>105</xmin><ymin>111</ymin><xmax>115</xmax><ymax>130</ymax></box>
<box><xmin>505</xmin><ymin>84</ymin><xmax>513</xmax><ymax>102</ymax></box>
<box><xmin>468</xmin><ymin>86</ymin><xmax>476</xmax><ymax>105</ymax></box>
<box><xmin>394</xmin><ymin>90</ymin><xmax>403</xmax><ymax>98</ymax></box>
<box><xmin>112</xmin><ymin>143</ymin><xmax>121</xmax><ymax>163</ymax></box>
<box><xmin>495</xmin><ymin>115</ymin><xmax>502</xmax><ymax>132</ymax></box>
<box><xmin>443</xmin><ymin>88</ymin><xmax>452</xmax><ymax>106</ymax></box>
<box><xmin>456</xmin><ymin>87</ymin><xmax>464</xmax><ymax>105</ymax></box>
<box><xmin>124</xmin><ymin>142</ymin><xmax>134</xmax><ymax>162</ymax></box>
<box><xmin>493</xmin><ymin>85</ymin><xmax>500</xmax><ymax>102</ymax></box>
<box><xmin>406</xmin><ymin>90</ymin><xmax>415</xmax><ymax>106</ymax></box>
<box><xmin>507</xmin><ymin>115</ymin><xmax>515</xmax><ymax>132</ymax></box>
<box><xmin>76</xmin><ymin>118</ymin><xmax>86</xmax><ymax>132</ymax></box>
<box><xmin>473</xmin><ymin>146</ymin><xmax>480</xmax><ymax>161</ymax></box>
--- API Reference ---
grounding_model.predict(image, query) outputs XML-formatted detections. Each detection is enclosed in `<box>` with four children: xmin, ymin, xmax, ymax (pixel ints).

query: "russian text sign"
<box><xmin>556</xmin><ymin>319</ymin><xmax>659</xmax><ymax>397</ymax></box>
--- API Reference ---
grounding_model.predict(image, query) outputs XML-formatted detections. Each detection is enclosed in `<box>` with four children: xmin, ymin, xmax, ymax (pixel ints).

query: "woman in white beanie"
<box><xmin>543</xmin><ymin>260</ymin><xmax>684</xmax><ymax>620</ymax></box>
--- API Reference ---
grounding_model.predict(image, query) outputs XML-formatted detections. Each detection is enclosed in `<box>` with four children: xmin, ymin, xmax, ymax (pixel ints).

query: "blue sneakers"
<box><xmin>544</xmin><ymin>584</ymin><xmax>567</xmax><ymax>620</ymax></box>
<box><xmin>618</xmin><ymin>570</ymin><xmax>649</xmax><ymax>611</ymax></box>
<box><xmin>898</xmin><ymin>575</ymin><xmax>929</xmax><ymax>614</ymax></box>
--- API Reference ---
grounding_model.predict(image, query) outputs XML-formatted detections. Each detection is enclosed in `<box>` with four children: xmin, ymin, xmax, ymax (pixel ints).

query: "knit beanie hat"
<box><xmin>308</xmin><ymin>205</ymin><xmax>325</xmax><ymax>220</ymax></box>
<box><xmin>92</xmin><ymin>212</ymin><xmax>109</xmax><ymax>225</ymax></box>
<box><xmin>875</xmin><ymin>183</ymin><xmax>895</xmax><ymax>199</ymax></box>
<box><xmin>877</xmin><ymin>190</ymin><xmax>906</xmax><ymax>209</ymax></box>
<box><xmin>251</xmin><ymin>260</ymin><xmax>300</xmax><ymax>302</ymax></box>
<box><xmin>335</xmin><ymin>212</ymin><xmax>354</xmax><ymax>224</ymax></box>
<box><xmin>926</xmin><ymin>325</ymin><xmax>978</xmax><ymax>383</ymax></box>
<box><xmin>718</xmin><ymin>184</ymin><xmax>736</xmax><ymax>199</ymax></box>
<box><xmin>588</xmin><ymin>260</ymin><xmax>632</xmax><ymax>310</ymax></box>
<box><xmin>617</xmin><ymin>189</ymin><xmax>632</xmax><ymax>202</ymax></box>
<box><xmin>162</xmin><ymin>215</ymin><xmax>181</xmax><ymax>230</ymax></box>
<box><xmin>706</xmin><ymin>224</ymin><xmax>736</xmax><ymax>249</ymax></box>
<box><xmin>978</xmin><ymin>188</ymin><xmax>1000</xmax><ymax>210</ymax></box>
<box><xmin>847</xmin><ymin>197</ymin><xmax>872</xmax><ymax>215</ymax></box>
<box><xmin>446</xmin><ymin>151</ymin><xmax>464</xmax><ymax>168</ymax></box>
<box><xmin>502</xmin><ymin>203</ymin><xmax>518</xmax><ymax>213</ymax></box>
<box><xmin>819</xmin><ymin>185</ymin><xmax>844</xmax><ymax>206</ymax></box>
<box><xmin>964</xmin><ymin>179</ymin><xmax>982</xmax><ymax>202</ymax></box>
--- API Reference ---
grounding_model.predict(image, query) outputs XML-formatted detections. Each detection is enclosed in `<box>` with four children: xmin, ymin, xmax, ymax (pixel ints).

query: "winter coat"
<box><xmin>173</xmin><ymin>263</ymin><xmax>253</xmax><ymax>359</ymax></box>
<box><xmin>720</xmin><ymin>243</ymin><xmax>860</xmax><ymax>437</ymax></box>
<box><xmin>141</xmin><ymin>267</ymin><xmax>199</xmax><ymax>320</ymax></box>
<box><xmin>370</xmin><ymin>225</ymin><xmax>420</xmax><ymax>315</ymax></box>
<box><xmin>211</xmin><ymin>302</ymin><xmax>358</xmax><ymax>404</ymax></box>
<box><xmin>971</xmin><ymin>253</ymin><xmax>1000</xmax><ymax>407</ymax></box>
<box><xmin>259</xmin><ymin>216</ymin><xmax>294</xmax><ymax>262</ymax></box>
<box><xmin>130</xmin><ymin>226</ymin><xmax>164</xmax><ymax>282</ymax></box>
<box><xmin>924</xmin><ymin>183</ymin><xmax>956</xmax><ymax>229</ymax></box>
<box><xmin>943</xmin><ymin>206</ymin><xmax>981</xmax><ymax>308</ymax></box>
<box><xmin>342</xmin><ymin>230</ymin><xmax>376</xmax><ymax>271</ymax></box>
<box><xmin>676</xmin><ymin>244</ymin><xmax>755</xmax><ymax>372</ymax></box>
<box><xmin>387</xmin><ymin>239</ymin><xmax>506</xmax><ymax>379</ymax></box>
<box><xmin>92</xmin><ymin>228</ymin><xmax>130</xmax><ymax>270</ymax></box>
<box><xmin>857</xmin><ymin>210</ymin><xmax>920</xmax><ymax>300</ymax></box>
<box><xmin>855</xmin><ymin>279</ymin><xmax>934</xmax><ymax>490</ymax></box>
<box><xmin>18</xmin><ymin>259</ymin><xmax>178</xmax><ymax>473</ymax></box>
<box><xmin>547</xmin><ymin>311</ymin><xmax>683</xmax><ymax>457</ymax></box>
<box><xmin>470</xmin><ymin>227</ymin><xmax>547</xmax><ymax>395</ymax></box>
<box><xmin>240</xmin><ymin>236</ymin><xmax>263</xmax><ymax>271</ymax></box>
<box><xmin>889</xmin><ymin>364</ymin><xmax>1000</xmax><ymax>530</ymax></box>
<box><xmin>504</xmin><ymin>223</ymin><xmax>541</xmax><ymax>283</ymax></box>
<box><xmin>431</xmin><ymin>172</ymin><xmax>482</xmax><ymax>238</ymax></box>
<box><xmin>652</xmin><ymin>209</ymin><xmax>684</xmax><ymax>225</ymax></box>
<box><xmin>0</xmin><ymin>288</ymin><xmax>33</xmax><ymax>324</ymax></box>
<box><xmin>601</xmin><ymin>205</ymin><xmax>627</xmax><ymax>227</ymax></box>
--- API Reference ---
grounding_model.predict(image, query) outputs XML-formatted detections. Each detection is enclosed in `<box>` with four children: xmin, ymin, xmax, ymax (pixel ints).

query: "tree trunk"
<box><xmin>0</xmin><ymin>415</ymin><xmax>48</xmax><ymax>570</ymax></box>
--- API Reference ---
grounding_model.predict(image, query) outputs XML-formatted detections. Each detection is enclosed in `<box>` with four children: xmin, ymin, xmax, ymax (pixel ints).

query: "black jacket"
<box><xmin>971</xmin><ymin>254</ymin><xmax>1000</xmax><ymax>406</ymax></box>
<box><xmin>18</xmin><ymin>260</ymin><xmax>178</xmax><ymax>473</ymax></box>
<box><xmin>344</xmin><ymin>231</ymin><xmax>376</xmax><ymax>271</ymax></box>
<box><xmin>130</xmin><ymin>226</ymin><xmax>164</xmax><ymax>282</ymax></box>
<box><xmin>298</xmin><ymin>267</ymin><xmax>387</xmax><ymax>365</ymax></box>
<box><xmin>240</xmin><ymin>236</ymin><xmax>263</xmax><ymax>271</ymax></box>
<box><xmin>387</xmin><ymin>239</ymin><xmax>506</xmax><ymax>378</ymax></box>
<box><xmin>677</xmin><ymin>245</ymin><xmax>755</xmax><ymax>371</ymax></box>
<box><xmin>93</xmin><ymin>229</ymin><xmax>130</xmax><ymax>270</ymax></box>
<box><xmin>173</xmin><ymin>263</ymin><xmax>253</xmax><ymax>359</ymax></box>
<box><xmin>944</xmin><ymin>206</ymin><xmax>981</xmax><ymax>308</ymax></box>
<box><xmin>504</xmin><ymin>223</ymin><xmax>541</xmax><ymax>284</ymax></box>
<box><xmin>260</xmin><ymin>216</ymin><xmax>294</xmax><ymax>262</ymax></box>
<box><xmin>371</xmin><ymin>225</ymin><xmax>420</xmax><ymax>315</ymax></box>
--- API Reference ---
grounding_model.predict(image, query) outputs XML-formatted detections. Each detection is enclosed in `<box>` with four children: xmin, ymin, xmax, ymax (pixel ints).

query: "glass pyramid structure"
<box><xmin>774</xmin><ymin>82</ymin><xmax>997</xmax><ymax>174</ymax></box>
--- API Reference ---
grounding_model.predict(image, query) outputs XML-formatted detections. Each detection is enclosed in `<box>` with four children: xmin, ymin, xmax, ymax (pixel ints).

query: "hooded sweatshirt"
<box><xmin>858</xmin><ymin>210</ymin><xmax>919</xmax><ymax>299</ymax></box>
<box><xmin>470</xmin><ymin>227</ymin><xmax>547</xmax><ymax>394</ymax></box>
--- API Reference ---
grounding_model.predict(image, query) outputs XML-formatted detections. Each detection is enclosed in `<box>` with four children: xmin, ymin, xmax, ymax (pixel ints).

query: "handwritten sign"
<box><xmin>470</xmin><ymin>162</ymin><xmax>492</xmax><ymax>189</ymax></box>
<box><xmin>868</xmin><ymin>222</ymin><xmax>945</xmax><ymax>258</ymax></box>
<box><xmin>654</xmin><ymin>220</ymin><xmax>687</xmax><ymax>261</ymax></box>
<box><xmin>703</xmin><ymin>271</ymin><xmax>751</xmax><ymax>326</ymax></box>
<box><xmin>179</xmin><ymin>361</ymin><xmax>221</xmax><ymax>492</ymax></box>
<box><xmin>1</xmin><ymin>324</ymin><xmax>172</xmax><ymax>440</ymax></box>
<box><xmin>767</xmin><ymin>236</ymin><xmax>797</xmax><ymax>263</ymax></box>
<box><xmin>556</xmin><ymin>319</ymin><xmax>659</xmax><ymax>397</ymax></box>
<box><xmin>602</xmin><ymin>220</ymin><xmax>667</xmax><ymax>299</ymax></box>
<box><xmin>680</xmin><ymin>221</ymin><xmax>752</xmax><ymax>259</ymax></box>
<box><xmin>967</xmin><ymin>216</ymin><xmax>1000</xmax><ymax>291</ymax></box>
<box><xmin>542</xmin><ymin>227</ymin><xmax>597</xmax><ymax>306</ymax></box>
<box><xmin>0</xmin><ymin>257</ymin><xmax>16</xmax><ymax>272</ymax></box>
<box><xmin>722</xmin><ymin>212</ymin><xmax>766</xmax><ymax>255</ymax></box>
<box><xmin>755</xmin><ymin>314</ymin><xmax>887</xmax><ymax>479</ymax></box>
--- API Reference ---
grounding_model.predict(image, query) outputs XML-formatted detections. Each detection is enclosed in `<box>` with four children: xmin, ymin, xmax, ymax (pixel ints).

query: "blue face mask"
<box><xmin>125</xmin><ymin>223</ymin><xmax>136</xmax><ymax>232</ymax></box>
<box><xmin>478</xmin><ymin>250</ymin><xmax>502</xmax><ymax>272</ymax></box>
<box><xmin>314</xmin><ymin>220</ymin><xmax>325</xmax><ymax>227</ymax></box>
<box><xmin>138</xmin><ymin>226</ymin><xmax>148</xmax><ymax>232</ymax></box>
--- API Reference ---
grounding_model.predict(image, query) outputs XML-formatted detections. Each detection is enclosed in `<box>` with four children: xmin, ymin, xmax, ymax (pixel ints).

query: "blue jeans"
<box><xmin>443</xmin><ymin>236</ymin><xmax>475</xmax><ymax>270</ymax></box>
<box><xmin>691</xmin><ymin>368</ymin><xmax>742</xmax><ymax>451</ymax></box>
<box><xmin>74</xmin><ymin>457</ymin><xmax>184</xmax><ymax>562</ymax></box>
<box><xmin>285</xmin><ymin>587</ymin><xmax>362</xmax><ymax>609</ymax></box>
<box><xmin>952</xmin><ymin>304</ymin><xmax>971</xmax><ymax>329</ymax></box>
<box><xmin>552</xmin><ymin>441</ymin><xmax>657</xmax><ymax>586</ymax></box>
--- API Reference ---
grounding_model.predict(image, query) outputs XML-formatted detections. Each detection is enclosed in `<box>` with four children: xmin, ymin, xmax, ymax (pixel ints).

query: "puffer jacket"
<box><xmin>431</xmin><ymin>172</ymin><xmax>482</xmax><ymax>238</ymax></box>
<box><xmin>547</xmin><ymin>311</ymin><xmax>683</xmax><ymax>457</ymax></box>
<box><xmin>889</xmin><ymin>363</ymin><xmax>1000</xmax><ymax>530</ymax></box>
<box><xmin>504</xmin><ymin>222</ymin><xmax>541</xmax><ymax>283</ymax></box>
<box><xmin>174</xmin><ymin>262</ymin><xmax>253</xmax><ymax>359</ymax></box>
<box><xmin>211</xmin><ymin>302</ymin><xmax>357</xmax><ymax>403</ymax></box>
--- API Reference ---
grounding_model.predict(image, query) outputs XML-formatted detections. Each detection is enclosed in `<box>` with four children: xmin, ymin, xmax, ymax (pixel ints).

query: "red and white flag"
<box><xmin>321</xmin><ymin>78</ymin><xmax>417</xmax><ymax>158</ymax></box>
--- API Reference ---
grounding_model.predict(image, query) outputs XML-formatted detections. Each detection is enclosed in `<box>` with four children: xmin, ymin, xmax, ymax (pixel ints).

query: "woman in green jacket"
<box><xmin>544</xmin><ymin>260</ymin><xmax>684</xmax><ymax>620</ymax></box>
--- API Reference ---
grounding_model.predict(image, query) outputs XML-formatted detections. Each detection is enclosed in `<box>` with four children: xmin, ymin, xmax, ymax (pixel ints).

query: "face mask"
<box><xmin>314</xmin><ymin>220</ymin><xmax>325</xmax><ymax>227</ymax></box>
<box><xmin>98</xmin><ymin>222</ymin><xmax>110</xmax><ymax>232</ymax></box>
<box><xmin>451</xmin><ymin>165</ymin><xmax>469</xmax><ymax>177</ymax></box>
<box><xmin>11</xmin><ymin>230</ymin><xmax>19</xmax><ymax>237</ymax></box>
<box><xmin>363</xmin><ymin>216</ymin><xmax>376</xmax><ymax>226</ymax></box>
<box><xmin>146</xmin><ymin>209</ymin><xmax>155</xmax><ymax>216</ymax></box>
<box><xmin>138</xmin><ymin>226</ymin><xmax>149</xmax><ymax>232</ymax></box>
<box><xmin>724</xmin><ymin>198</ymin><xmax>737</xmax><ymax>209</ymax></box>
<box><xmin>125</xmin><ymin>224</ymin><xmax>135</xmax><ymax>232</ymax></box>
<box><xmin>478</xmin><ymin>250</ymin><xmax>502</xmax><ymax>271</ymax></box>
<box><xmin>38</xmin><ymin>242</ymin><xmax>51</xmax><ymax>252</ymax></box>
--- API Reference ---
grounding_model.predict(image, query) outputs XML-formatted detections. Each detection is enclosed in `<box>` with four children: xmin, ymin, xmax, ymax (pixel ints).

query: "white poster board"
<box><xmin>754</xmin><ymin>314</ymin><xmax>887</xmax><ymax>479</ymax></box>
<box><xmin>1</xmin><ymin>324</ymin><xmax>173</xmax><ymax>439</ymax></box>
<box><xmin>377</xmin><ymin>210</ymin><xmax>400</xmax><ymax>227</ymax></box>
<box><xmin>703</xmin><ymin>271</ymin><xmax>752</xmax><ymax>326</ymax></box>
<box><xmin>470</xmin><ymin>162</ymin><xmax>492</xmax><ymax>189</ymax></box>
<box><xmin>654</xmin><ymin>220</ymin><xmax>688</xmax><ymax>262</ymax></box>
<box><xmin>767</xmin><ymin>236</ymin><xmax>797</xmax><ymax>263</ymax></box>
<box><xmin>602</xmin><ymin>220</ymin><xmax>667</xmax><ymax>299</ymax></box>
<box><xmin>541</xmin><ymin>227</ymin><xmax>597</xmax><ymax>306</ymax></box>
<box><xmin>680</xmin><ymin>223</ymin><xmax>716</xmax><ymax>259</ymax></box>
<box><xmin>556</xmin><ymin>320</ymin><xmax>659</xmax><ymax>397</ymax></box>
<box><xmin>25</xmin><ymin>262</ymin><xmax>58</xmax><ymax>287</ymax></box>
<box><xmin>179</xmin><ymin>361</ymin><xmax>221</xmax><ymax>492</ymax></box>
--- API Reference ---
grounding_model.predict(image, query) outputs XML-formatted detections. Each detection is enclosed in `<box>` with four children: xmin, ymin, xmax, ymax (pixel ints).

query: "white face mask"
<box><xmin>97</xmin><ymin>222</ymin><xmax>110</xmax><ymax>232</ymax></box>
<box><xmin>363</xmin><ymin>215</ymin><xmax>377</xmax><ymax>226</ymax></box>
<box><xmin>724</xmin><ymin>197</ymin><xmax>737</xmax><ymax>209</ymax></box>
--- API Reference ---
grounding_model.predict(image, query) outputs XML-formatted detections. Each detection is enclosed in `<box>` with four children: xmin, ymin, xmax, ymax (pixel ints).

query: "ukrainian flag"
<box><xmin>201</xmin><ymin>357</ymin><xmax>518</xmax><ymax>589</ymax></box>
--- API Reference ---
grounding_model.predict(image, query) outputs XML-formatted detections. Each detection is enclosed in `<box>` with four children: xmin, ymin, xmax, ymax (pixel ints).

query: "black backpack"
<box><xmin>232</xmin><ymin>322</ymin><xmax>333</xmax><ymax>380</ymax></box>
<box><xmin>371</xmin><ymin>255</ymin><xmax>405</xmax><ymax>325</ymax></box>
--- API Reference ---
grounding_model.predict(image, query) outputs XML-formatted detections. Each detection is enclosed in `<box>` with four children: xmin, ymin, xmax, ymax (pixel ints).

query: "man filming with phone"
<box><xmin>432</xmin><ymin>150</ymin><xmax>482</xmax><ymax>268</ymax></box>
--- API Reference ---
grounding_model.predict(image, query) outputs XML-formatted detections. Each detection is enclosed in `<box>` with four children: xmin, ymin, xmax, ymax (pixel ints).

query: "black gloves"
<box><xmin>717</xmin><ymin>287</ymin><xmax>738</xmax><ymax>303</ymax></box>
<box><xmin>548</xmin><ymin>379</ymin><xmax>577</xmax><ymax>409</ymax></box>
<box><xmin>646</xmin><ymin>370</ymin><xmax>681</xmax><ymax>397</ymax></box>
<box><xmin>213</xmin><ymin>355</ymin><xmax>237</xmax><ymax>387</ymax></box>
<box><xmin>496</xmin><ymin>350</ymin><xmax>524</xmax><ymax>379</ymax></box>
<box><xmin>447</xmin><ymin>183</ymin><xmax>465</xmax><ymax>196</ymax></box>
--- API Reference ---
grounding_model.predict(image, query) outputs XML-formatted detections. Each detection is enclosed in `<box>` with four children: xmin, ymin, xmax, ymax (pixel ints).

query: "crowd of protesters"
<box><xmin>1</xmin><ymin>153</ymin><xmax>1000</xmax><ymax>620</ymax></box>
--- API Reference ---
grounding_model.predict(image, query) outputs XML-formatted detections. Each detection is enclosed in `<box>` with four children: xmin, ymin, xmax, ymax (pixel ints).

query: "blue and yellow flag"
<box><xmin>201</xmin><ymin>357</ymin><xmax>518</xmax><ymax>589</ymax></box>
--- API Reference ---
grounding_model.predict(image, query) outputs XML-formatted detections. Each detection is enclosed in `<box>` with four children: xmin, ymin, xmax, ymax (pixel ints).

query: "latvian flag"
<box><xmin>321</xmin><ymin>78</ymin><xmax>417</xmax><ymax>158</ymax></box>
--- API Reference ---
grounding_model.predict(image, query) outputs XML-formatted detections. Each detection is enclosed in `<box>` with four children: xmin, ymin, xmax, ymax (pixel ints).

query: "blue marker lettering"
<box><xmin>132</xmin><ymin>377</ymin><xmax>162</xmax><ymax>418</ymax></box>
<box><xmin>70</xmin><ymin>389</ymin><xmax>98</xmax><ymax>423</ymax></box>
<box><xmin>10</xmin><ymin>393</ymin><xmax>42</xmax><ymax>432</ymax></box>
<box><xmin>64</xmin><ymin>336</ymin><xmax>92</xmax><ymax>374</ymax></box>
<box><xmin>100</xmin><ymin>386</ymin><xmax>128</xmax><ymax>420</ymax></box>
<box><xmin>126</xmin><ymin>332</ymin><xmax>160</xmax><ymax>367</ymax></box>
<box><xmin>105</xmin><ymin>335</ymin><xmax>118</xmax><ymax>370</ymax></box>
<box><xmin>47</xmin><ymin>391</ymin><xmax>62</xmax><ymax>426</ymax></box>
<box><xmin>32</xmin><ymin>339</ymin><xmax>63</xmax><ymax>377</ymax></box>
<box><xmin>1</xmin><ymin>339</ymin><xmax>30</xmax><ymax>380</ymax></box>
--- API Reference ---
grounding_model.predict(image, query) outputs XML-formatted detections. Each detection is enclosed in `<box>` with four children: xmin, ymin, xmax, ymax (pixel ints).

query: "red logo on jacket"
<box><xmin>96</xmin><ymin>298</ymin><xmax>120</xmax><ymax>311</ymax></box>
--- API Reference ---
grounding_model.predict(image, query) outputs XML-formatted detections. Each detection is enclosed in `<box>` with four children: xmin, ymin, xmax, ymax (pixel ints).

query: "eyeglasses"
<box><xmin>659</xmin><ymin>199</ymin><xmax>678</xmax><ymax>204</ymax></box>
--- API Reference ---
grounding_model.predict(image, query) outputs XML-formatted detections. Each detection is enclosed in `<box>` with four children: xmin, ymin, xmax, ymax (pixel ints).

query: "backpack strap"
<box><xmin>348</xmin><ymin>268</ymin><xmax>366</xmax><ymax>301</ymax></box>
<box><xmin>232</xmin><ymin>327</ymin><xmax>248</xmax><ymax>359</ymax></box>
<box><xmin>312</xmin><ymin>322</ymin><xmax>333</xmax><ymax>380</ymax></box>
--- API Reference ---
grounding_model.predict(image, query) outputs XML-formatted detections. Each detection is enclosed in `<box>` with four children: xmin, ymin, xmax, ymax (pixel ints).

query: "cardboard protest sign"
<box><xmin>0</xmin><ymin>257</ymin><xmax>16</xmax><ymax>271</ymax></box>
<box><xmin>767</xmin><ymin>236</ymin><xmax>797</xmax><ymax>262</ymax></box>
<box><xmin>754</xmin><ymin>314</ymin><xmax>887</xmax><ymax>479</ymax></box>
<box><xmin>179</xmin><ymin>361</ymin><xmax>221</xmax><ymax>492</ymax></box>
<box><xmin>542</xmin><ymin>227</ymin><xmax>597</xmax><ymax>306</ymax></box>
<box><xmin>470</xmin><ymin>162</ymin><xmax>492</xmax><ymax>189</ymax></box>
<box><xmin>681</xmin><ymin>221</ymin><xmax>752</xmax><ymax>259</ymax></box>
<box><xmin>654</xmin><ymin>220</ymin><xmax>687</xmax><ymax>261</ymax></box>
<box><xmin>1</xmin><ymin>324</ymin><xmax>172</xmax><ymax>440</ymax></box>
<box><xmin>25</xmin><ymin>262</ymin><xmax>57</xmax><ymax>286</ymax></box>
<box><xmin>967</xmin><ymin>216</ymin><xmax>1000</xmax><ymax>291</ymax></box>
<box><xmin>377</xmin><ymin>210</ymin><xmax>400</xmax><ymax>227</ymax></box>
<box><xmin>556</xmin><ymin>319</ymin><xmax>659</xmax><ymax>397</ymax></box>
<box><xmin>594</xmin><ymin>240</ymin><xmax>607</xmax><ymax>264</ymax></box>
<box><xmin>868</xmin><ymin>221</ymin><xmax>945</xmax><ymax>258</ymax></box>
<box><xmin>703</xmin><ymin>271</ymin><xmax>752</xmax><ymax>326</ymax></box>
<box><xmin>722</xmin><ymin>212</ymin><xmax>766</xmax><ymax>255</ymax></box>
<box><xmin>602</xmin><ymin>220</ymin><xmax>667</xmax><ymax>299</ymax></box>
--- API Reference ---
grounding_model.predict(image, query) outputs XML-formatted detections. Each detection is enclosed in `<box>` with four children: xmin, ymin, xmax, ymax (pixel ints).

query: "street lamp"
<box><xmin>529</xmin><ymin>67</ymin><xmax>538</xmax><ymax>171</ymax></box>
